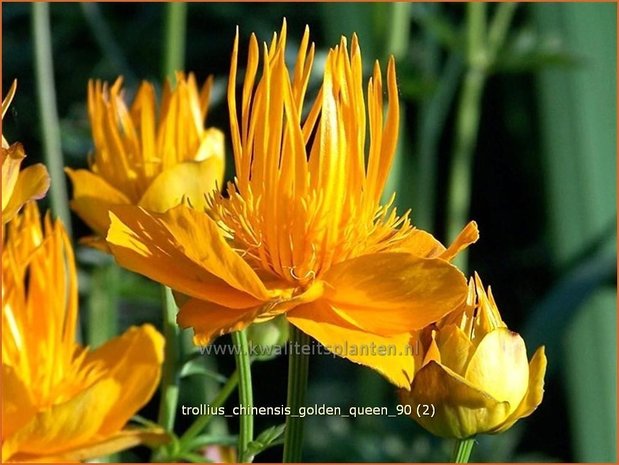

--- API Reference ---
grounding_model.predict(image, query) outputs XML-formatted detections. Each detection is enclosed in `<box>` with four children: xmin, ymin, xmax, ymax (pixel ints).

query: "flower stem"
<box><xmin>32</xmin><ymin>3</ymin><xmax>72</xmax><ymax>233</ymax></box>
<box><xmin>157</xmin><ymin>286</ymin><xmax>181</xmax><ymax>432</ymax></box>
<box><xmin>162</xmin><ymin>2</ymin><xmax>187</xmax><ymax>79</ymax></box>
<box><xmin>452</xmin><ymin>437</ymin><xmax>476</xmax><ymax>463</ymax></box>
<box><xmin>283</xmin><ymin>327</ymin><xmax>310</xmax><ymax>462</ymax></box>
<box><xmin>177</xmin><ymin>369</ymin><xmax>239</xmax><ymax>455</ymax></box>
<box><xmin>232</xmin><ymin>330</ymin><xmax>253</xmax><ymax>462</ymax></box>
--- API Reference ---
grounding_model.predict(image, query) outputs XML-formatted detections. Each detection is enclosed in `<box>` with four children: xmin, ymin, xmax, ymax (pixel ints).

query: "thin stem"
<box><xmin>162</xmin><ymin>2</ymin><xmax>187</xmax><ymax>79</ymax></box>
<box><xmin>446</xmin><ymin>2</ymin><xmax>518</xmax><ymax>272</ymax></box>
<box><xmin>446</xmin><ymin>66</ymin><xmax>486</xmax><ymax>271</ymax></box>
<box><xmin>32</xmin><ymin>3</ymin><xmax>72</xmax><ymax>233</ymax></box>
<box><xmin>385</xmin><ymin>2</ymin><xmax>412</xmax><ymax>59</ymax></box>
<box><xmin>282</xmin><ymin>328</ymin><xmax>310</xmax><ymax>463</ymax></box>
<box><xmin>232</xmin><ymin>330</ymin><xmax>254</xmax><ymax>462</ymax></box>
<box><xmin>87</xmin><ymin>264</ymin><xmax>119</xmax><ymax>348</ymax></box>
<box><xmin>416</xmin><ymin>52</ymin><xmax>464</xmax><ymax>231</ymax></box>
<box><xmin>488</xmin><ymin>3</ymin><xmax>518</xmax><ymax>60</ymax></box>
<box><xmin>178</xmin><ymin>369</ymin><xmax>240</xmax><ymax>453</ymax></box>
<box><xmin>451</xmin><ymin>437</ymin><xmax>476</xmax><ymax>463</ymax></box>
<box><xmin>446</xmin><ymin>3</ymin><xmax>487</xmax><ymax>272</ymax></box>
<box><xmin>157</xmin><ymin>286</ymin><xmax>181</xmax><ymax>432</ymax></box>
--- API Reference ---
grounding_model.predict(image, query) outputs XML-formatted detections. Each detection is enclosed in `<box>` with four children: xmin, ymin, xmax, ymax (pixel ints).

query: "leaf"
<box><xmin>180</xmin><ymin>357</ymin><xmax>229</xmax><ymax>383</ymax></box>
<box><xmin>184</xmin><ymin>434</ymin><xmax>238</xmax><ymax>452</ymax></box>
<box><xmin>243</xmin><ymin>424</ymin><xmax>286</xmax><ymax>462</ymax></box>
<box><xmin>493</xmin><ymin>28</ymin><xmax>582</xmax><ymax>73</ymax></box>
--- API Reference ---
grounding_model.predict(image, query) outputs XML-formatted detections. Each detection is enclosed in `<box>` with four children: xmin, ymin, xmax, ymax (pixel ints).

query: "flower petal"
<box><xmin>435</xmin><ymin>324</ymin><xmax>475</xmax><ymax>377</ymax></box>
<box><xmin>65</xmin><ymin>168</ymin><xmax>130</xmax><ymax>235</ymax></box>
<box><xmin>177</xmin><ymin>298</ymin><xmax>261</xmax><ymax>345</ymax></box>
<box><xmin>395</xmin><ymin>221</ymin><xmax>479</xmax><ymax>261</ymax></box>
<box><xmin>323</xmin><ymin>253</ymin><xmax>467</xmax><ymax>335</ymax></box>
<box><xmin>287</xmin><ymin>300</ymin><xmax>414</xmax><ymax>389</ymax></box>
<box><xmin>492</xmin><ymin>346</ymin><xmax>547</xmax><ymax>433</ymax></box>
<box><xmin>440</xmin><ymin>221</ymin><xmax>479</xmax><ymax>261</ymax></box>
<box><xmin>404</xmin><ymin>361</ymin><xmax>511</xmax><ymax>438</ymax></box>
<box><xmin>138</xmin><ymin>157</ymin><xmax>224</xmax><ymax>213</ymax></box>
<box><xmin>2</xmin><ymin>142</ymin><xmax>26</xmax><ymax>210</ymax></box>
<box><xmin>85</xmin><ymin>324</ymin><xmax>164</xmax><ymax>434</ymax></box>
<box><xmin>3</xmin><ymin>163</ymin><xmax>50</xmax><ymax>224</ymax></box>
<box><xmin>107</xmin><ymin>205</ymin><xmax>277</xmax><ymax>307</ymax></box>
<box><xmin>394</xmin><ymin>229</ymin><xmax>446</xmax><ymax>257</ymax></box>
<box><xmin>1</xmin><ymin>365</ymin><xmax>37</xmax><ymax>439</ymax></box>
<box><xmin>2</xmin><ymin>378</ymin><xmax>120</xmax><ymax>460</ymax></box>
<box><xmin>464</xmin><ymin>328</ymin><xmax>529</xmax><ymax>413</ymax></box>
<box><xmin>26</xmin><ymin>428</ymin><xmax>169</xmax><ymax>463</ymax></box>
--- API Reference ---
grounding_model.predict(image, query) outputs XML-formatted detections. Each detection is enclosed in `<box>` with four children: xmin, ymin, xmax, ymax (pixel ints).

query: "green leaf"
<box><xmin>180</xmin><ymin>357</ymin><xmax>229</xmax><ymax>383</ymax></box>
<box><xmin>184</xmin><ymin>434</ymin><xmax>238</xmax><ymax>452</ymax></box>
<box><xmin>243</xmin><ymin>424</ymin><xmax>286</xmax><ymax>462</ymax></box>
<box><xmin>493</xmin><ymin>28</ymin><xmax>582</xmax><ymax>73</ymax></box>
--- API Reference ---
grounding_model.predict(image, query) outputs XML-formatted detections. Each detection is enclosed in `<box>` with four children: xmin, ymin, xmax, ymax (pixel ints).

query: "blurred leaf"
<box><xmin>411</xmin><ymin>4</ymin><xmax>463</xmax><ymax>54</ymax></box>
<box><xmin>564</xmin><ymin>288</ymin><xmax>617</xmax><ymax>462</ymax></box>
<box><xmin>493</xmin><ymin>28</ymin><xmax>582</xmax><ymax>73</ymax></box>
<box><xmin>533</xmin><ymin>3</ymin><xmax>616</xmax><ymax>462</ymax></box>
<box><xmin>523</xmin><ymin>244</ymin><xmax>615</xmax><ymax>376</ymax></box>
<box><xmin>180</xmin><ymin>358</ymin><xmax>228</xmax><ymax>383</ymax></box>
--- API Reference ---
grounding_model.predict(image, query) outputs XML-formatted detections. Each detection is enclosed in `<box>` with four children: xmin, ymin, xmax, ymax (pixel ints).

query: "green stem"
<box><xmin>87</xmin><ymin>264</ymin><xmax>119</xmax><ymax>348</ymax></box>
<box><xmin>488</xmin><ymin>3</ymin><xmax>518</xmax><ymax>60</ymax></box>
<box><xmin>178</xmin><ymin>369</ymin><xmax>240</xmax><ymax>454</ymax></box>
<box><xmin>157</xmin><ymin>286</ymin><xmax>181</xmax><ymax>432</ymax></box>
<box><xmin>232</xmin><ymin>330</ymin><xmax>253</xmax><ymax>462</ymax></box>
<box><xmin>446</xmin><ymin>3</ymin><xmax>518</xmax><ymax>272</ymax></box>
<box><xmin>446</xmin><ymin>65</ymin><xmax>486</xmax><ymax>272</ymax></box>
<box><xmin>451</xmin><ymin>437</ymin><xmax>476</xmax><ymax>463</ymax></box>
<box><xmin>162</xmin><ymin>2</ymin><xmax>187</xmax><ymax>79</ymax></box>
<box><xmin>282</xmin><ymin>327</ymin><xmax>310</xmax><ymax>463</ymax></box>
<box><xmin>32</xmin><ymin>3</ymin><xmax>72</xmax><ymax>233</ymax></box>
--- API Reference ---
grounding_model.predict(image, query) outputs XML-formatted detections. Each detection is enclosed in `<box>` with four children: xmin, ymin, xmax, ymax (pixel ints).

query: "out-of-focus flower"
<box><xmin>66</xmin><ymin>73</ymin><xmax>225</xmax><ymax>246</ymax></box>
<box><xmin>400</xmin><ymin>273</ymin><xmax>547</xmax><ymax>438</ymax></box>
<box><xmin>201</xmin><ymin>445</ymin><xmax>236</xmax><ymax>463</ymax></box>
<box><xmin>106</xmin><ymin>23</ymin><xmax>476</xmax><ymax>388</ymax></box>
<box><xmin>2</xmin><ymin>81</ymin><xmax>50</xmax><ymax>224</ymax></box>
<box><xmin>2</xmin><ymin>202</ymin><xmax>166</xmax><ymax>462</ymax></box>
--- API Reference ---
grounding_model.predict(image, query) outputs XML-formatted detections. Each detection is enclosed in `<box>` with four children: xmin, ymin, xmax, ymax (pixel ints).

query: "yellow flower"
<box><xmin>2</xmin><ymin>81</ymin><xmax>50</xmax><ymax>224</ymax></box>
<box><xmin>66</xmin><ymin>73</ymin><xmax>225</xmax><ymax>246</ymax></box>
<box><xmin>400</xmin><ymin>273</ymin><xmax>547</xmax><ymax>438</ymax></box>
<box><xmin>2</xmin><ymin>202</ymin><xmax>166</xmax><ymax>462</ymax></box>
<box><xmin>106</xmin><ymin>24</ymin><xmax>477</xmax><ymax>388</ymax></box>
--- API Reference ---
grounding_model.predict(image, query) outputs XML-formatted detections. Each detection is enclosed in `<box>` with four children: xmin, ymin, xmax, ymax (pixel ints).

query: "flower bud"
<box><xmin>400</xmin><ymin>273</ymin><xmax>547</xmax><ymax>438</ymax></box>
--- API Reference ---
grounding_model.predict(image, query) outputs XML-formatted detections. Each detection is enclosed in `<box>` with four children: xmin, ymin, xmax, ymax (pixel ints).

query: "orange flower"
<box><xmin>2</xmin><ymin>81</ymin><xmax>50</xmax><ymax>224</ymax></box>
<box><xmin>106</xmin><ymin>24</ymin><xmax>477</xmax><ymax>388</ymax></box>
<box><xmin>66</xmin><ymin>73</ymin><xmax>224</xmax><ymax>247</ymax></box>
<box><xmin>2</xmin><ymin>203</ymin><xmax>166</xmax><ymax>461</ymax></box>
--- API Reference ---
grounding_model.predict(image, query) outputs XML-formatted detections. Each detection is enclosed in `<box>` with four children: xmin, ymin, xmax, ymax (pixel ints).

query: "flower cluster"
<box><xmin>3</xmin><ymin>20</ymin><xmax>546</xmax><ymax>463</ymax></box>
<box><xmin>2</xmin><ymin>86</ymin><xmax>165</xmax><ymax>462</ymax></box>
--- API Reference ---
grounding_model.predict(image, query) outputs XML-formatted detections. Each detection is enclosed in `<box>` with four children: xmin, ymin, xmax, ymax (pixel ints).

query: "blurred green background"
<box><xmin>3</xmin><ymin>2</ymin><xmax>616</xmax><ymax>462</ymax></box>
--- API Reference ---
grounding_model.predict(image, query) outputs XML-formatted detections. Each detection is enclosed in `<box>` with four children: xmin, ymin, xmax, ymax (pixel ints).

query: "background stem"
<box><xmin>232</xmin><ymin>330</ymin><xmax>254</xmax><ymax>462</ymax></box>
<box><xmin>162</xmin><ymin>2</ymin><xmax>187</xmax><ymax>79</ymax></box>
<box><xmin>283</xmin><ymin>327</ymin><xmax>310</xmax><ymax>463</ymax></box>
<box><xmin>32</xmin><ymin>3</ymin><xmax>72</xmax><ymax>232</ymax></box>
<box><xmin>446</xmin><ymin>3</ymin><xmax>517</xmax><ymax>271</ymax></box>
